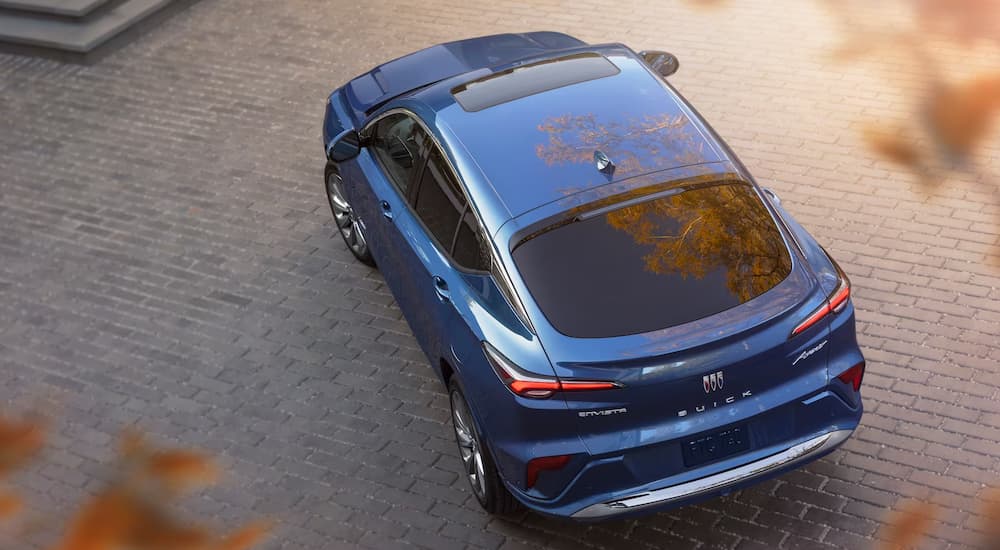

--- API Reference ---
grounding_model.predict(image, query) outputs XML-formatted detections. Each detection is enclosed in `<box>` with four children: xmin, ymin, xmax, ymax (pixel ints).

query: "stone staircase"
<box><xmin>0</xmin><ymin>0</ymin><xmax>196</xmax><ymax>61</ymax></box>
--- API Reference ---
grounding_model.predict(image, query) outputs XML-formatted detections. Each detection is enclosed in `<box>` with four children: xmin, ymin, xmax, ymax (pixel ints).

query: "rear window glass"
<box><xmin>511</xmin><ymin>182</ymin><xmax>792</xmax><ymax>338</ymax></box>
<box><xmin>452</xmin><ymin>53</ymin><xmax>620</xmax><ymax>112</ymax></box>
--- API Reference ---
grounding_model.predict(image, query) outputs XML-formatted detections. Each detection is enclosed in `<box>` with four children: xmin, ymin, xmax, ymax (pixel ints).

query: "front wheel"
<box><xmin>325</xmin><ymin>167</ymin><xmax>374</xmax><ymax>266</ymax></box>
<box><xmin>449</xmin><ymin>380</ymin><xmax>521</xmax><ymax>515</ymax></box>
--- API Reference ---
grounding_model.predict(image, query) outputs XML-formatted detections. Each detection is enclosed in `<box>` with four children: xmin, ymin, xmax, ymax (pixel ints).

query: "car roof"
<box><xmin>403</xmin><ymin>44</ymin><xmax>729</xmax><ymax>233</ymax></box>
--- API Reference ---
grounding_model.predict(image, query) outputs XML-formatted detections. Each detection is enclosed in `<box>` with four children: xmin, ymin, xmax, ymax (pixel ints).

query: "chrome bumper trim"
<box><xmin>572</xmin><ymin>429</ymin><xmax>853</xmax><ymax>519</ymax></box>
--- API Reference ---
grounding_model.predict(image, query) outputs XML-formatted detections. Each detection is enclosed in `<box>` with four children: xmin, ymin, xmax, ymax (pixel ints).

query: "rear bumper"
<box><xmin>571</xmin><ymin>428</ymin><xmax>853</xmax><ymax>519</ymax></box>
<box><xmin>499</xmin><ymin>382</ymin><xmax>863</xmax><ymax>519</ymax></box>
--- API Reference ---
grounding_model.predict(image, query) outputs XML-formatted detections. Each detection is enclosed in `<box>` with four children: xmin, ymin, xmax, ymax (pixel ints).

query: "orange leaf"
<box><xmin>50</xmin><ymin>489</ymin><xmax>138</xmax><ymax>550</ymax></box>
<box><xmin>880</xmin><ymin>500</ymin><xmax>937</xmax><ymax>550</ymax></box>
<box><xmin>915</xmin><ymin>0</ymin><xmax>1000</xmax><ymax>44</ymax></box>
<box><xmin>981</xmin><ymin>487</ymin><xmax>1000</xmax><ymax>543</ymax></box>
<box><xmin>927</xmin><ymin>74</ymin><xmax>1000</xmax><ymax>158</ymax></box>
<box><xmin>0</xmin><ymin>417</ymin><xmax>45</xmax><ymax>477</ymax></box>
<box><xmin>145</xmin><ymin>450</ymin><xmax>218</xmax><ymax>492</ymax></box>
<box><xmin>51</xmin><ymin>488</ymin><xmax>214</xmax><ymax>550</ymax></box>
<box><xmin>0</xmin><ymin>490</ymin><xmax>22</xmax><ymax>519</ymax></box>
<box><xmin>685</xmin><ymin>0</ymin><xmax>728</xmax><ymax>8</ymax></box>
<box><xmin>862</xmin><ymin>127</ymin><xmax>923</xmax><ymax>168</ymax></box>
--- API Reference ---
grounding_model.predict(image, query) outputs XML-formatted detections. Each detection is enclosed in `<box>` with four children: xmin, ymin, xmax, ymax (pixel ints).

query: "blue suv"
<box><xmin>321</xmin><ymin>32</ymin><xmax>864</xmax><ymax>520</ymax></box>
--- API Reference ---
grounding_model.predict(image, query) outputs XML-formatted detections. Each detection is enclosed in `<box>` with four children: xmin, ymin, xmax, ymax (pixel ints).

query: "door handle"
<box><xmin>432</xmin><ymin>276</ymin><xmax>451</xmax><ymax>303</ymax></box>
<box><xmin>380</xmin><ymin>200</ymin><xmax>393</xmax><ymax>220</ymax></box>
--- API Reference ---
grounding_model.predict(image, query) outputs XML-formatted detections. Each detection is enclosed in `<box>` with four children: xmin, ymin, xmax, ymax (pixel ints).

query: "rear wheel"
<box><xmin>448</xmin><ymin>380</ymin><xmax>521</xmax><ymax>515</ymax></box>
<box><xmin>325</xmin><ymin>167</ymin><xmax>374</xmax><ymax>266</ymax></box>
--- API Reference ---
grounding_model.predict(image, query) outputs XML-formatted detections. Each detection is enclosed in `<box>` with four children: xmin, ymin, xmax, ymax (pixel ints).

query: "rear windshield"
<box><xmin>511</xmin><ymin>182</ymin><xmax>792</xmax><ymax>338</ymax></box>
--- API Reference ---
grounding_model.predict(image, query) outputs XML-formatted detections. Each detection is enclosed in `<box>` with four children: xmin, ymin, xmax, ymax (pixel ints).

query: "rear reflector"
<box><xmin>526</xmin><ymin>455</ymin><xmax>571</xmax><ymax>488</ymax></box>
<box><xmin>837</xmin><ymin>362</ymin><xmax>865</xmax><ymax>391</ymax></box>
<box><xmin>483</xmin><ymin>342</ymin><xmax>621</xmax><ymax>399</ymax></box>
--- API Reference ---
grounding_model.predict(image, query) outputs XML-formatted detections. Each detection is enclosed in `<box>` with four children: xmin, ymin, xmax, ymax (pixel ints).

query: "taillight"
<box><xmin>526</xmin><ymin>455</ymin><xmax>571</xmax><ymax>488</ymax></box>
<box><xmin>791</xmin><ymin>268</ymin><xmax>851</xmax><ymax>337</ymax></box>
<box><xmin>483</xmin><ymin>342</ymin><xmax>621</xmax><ymax>399</ymax></box>
<box><xmin>837</xmin><ymin>362</ymin><xmax>865</xmax><ymax>391</ymax></box>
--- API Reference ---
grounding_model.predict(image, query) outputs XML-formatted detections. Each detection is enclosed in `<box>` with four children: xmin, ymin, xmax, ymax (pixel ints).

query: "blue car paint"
<box><xmin>322</xmin><ymin>33</ymin><xmax>863</xmax><ymax>519</ymax></box>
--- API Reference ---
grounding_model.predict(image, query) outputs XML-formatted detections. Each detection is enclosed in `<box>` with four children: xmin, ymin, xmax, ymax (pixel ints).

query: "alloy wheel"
<box><xmin>326</xmin><ymin>172</ymin><xmax>368</xmax><ymax>258</ymax></box>
<box><xmin>451</xmin><ymin>390</ymin><xmax>488</xmax><ymax>501</ymax></box>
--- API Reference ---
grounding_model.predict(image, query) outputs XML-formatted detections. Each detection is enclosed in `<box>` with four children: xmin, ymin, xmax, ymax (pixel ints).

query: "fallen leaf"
<box><xmin>927</xmin><ymin>75</ymin><xmax>1000</xmax><ymax>159</ymax></box>
<box><xmin>144</xmin><ymin>450</ymin><xmax>218</xmax><ymax>494</ymax></box>
<box><xmin>686</xmin><ymin>0</ymin><xmax>729</xmax><ymax>8</ymax></box>
<box><xmin>863</xmin><ymin>125</ymin><xmax>923</xmax><ymax>168</ymax></box>
<box><xmin>51</xmin><ymin>487</ymin><xmax>215</xmax><ymax>550</ymax></box>
<box><xmin>0</xmin><ymin>417</ymin><xmax>45</xmax><ymax>477</ymax></box>
<box><xmin>915</xmin><ymin>0</ymin><xmax>1000</xmax><ymax>44</ymax></box>
<box><xmin>980</xmin><ymin>487</ymin><xmax>1000</xmax><ymax>547</ymax></box>
<box><xmin>881</xmin><ymin>500</ymin><xmax>937</xmax><ymax>550</ymax></box>
<box><xmin>0</xmin><ymin>490</ymin><xmax>21</xmax><ymax>519</ymax></box>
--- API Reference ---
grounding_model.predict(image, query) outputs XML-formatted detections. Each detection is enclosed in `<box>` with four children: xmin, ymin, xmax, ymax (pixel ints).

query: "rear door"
<box><xmin>356</xmin><ymin>112</ymin><xmax>437</xmax><ymax>354</ymax></box>
<box><xmin>361</xmin><ymin>111</ymin><xmax>492</xmax><ymax>371</ymax></box>
<box><xmin>403</xmin><ymin>142</ymin><xmax>496</xmax><ymax>372</ymax></box>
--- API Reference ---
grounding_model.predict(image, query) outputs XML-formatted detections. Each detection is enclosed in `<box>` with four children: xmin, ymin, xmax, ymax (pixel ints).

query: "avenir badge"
<box><xmin>792</xmin><ymin>340</ymin><xmax>827</xmax><ymax>366</ymax></box>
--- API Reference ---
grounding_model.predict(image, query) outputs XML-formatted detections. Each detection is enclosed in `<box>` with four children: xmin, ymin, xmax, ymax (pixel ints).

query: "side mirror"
<box><xmin>327</xmin><ymin>128</ymin><xmax>362</xmax><ymax>162</ymax></box>
<box><xmin>762</xmin><ymin>187</ymin><xmax>782</xmax><ymax>205</ymax></box>
<box><xmin>638</xmin><ymin>50</ymin><xmax>679</xmax><ymax>78</ymax></box>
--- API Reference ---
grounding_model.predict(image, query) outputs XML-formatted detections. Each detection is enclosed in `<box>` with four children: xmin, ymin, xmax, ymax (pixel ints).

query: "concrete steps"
<box><xmin>0</xmin><ymin>0</ymin><xmax>195</xmax><ymax>61</ymax></box>
<box><xmin>0</xmin><ymin>0</ymin><xmax>109</xmax><ymax>18</ymax></box>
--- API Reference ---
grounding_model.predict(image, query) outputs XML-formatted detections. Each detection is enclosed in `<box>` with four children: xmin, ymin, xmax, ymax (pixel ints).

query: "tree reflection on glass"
<box><xmin>602</xmin><ymin>181</ymin><xmax>792</xmax><ymax>303</ymax></box>
<box><xmin>531</xmin><ymin>109</ymin><xmax>790</xmax><ymax>305</ymax></box>
<box><xmin>535</xmin><ymin>112</ymin><xmax>711</xmax><ymax>175</ymax></box>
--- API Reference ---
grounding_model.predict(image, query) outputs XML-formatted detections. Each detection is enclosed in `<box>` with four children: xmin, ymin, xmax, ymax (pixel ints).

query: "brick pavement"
<box><xmin>1</xmin><ymin>0</ymin><xmax>998</xmax><ymax>548</ymax></box>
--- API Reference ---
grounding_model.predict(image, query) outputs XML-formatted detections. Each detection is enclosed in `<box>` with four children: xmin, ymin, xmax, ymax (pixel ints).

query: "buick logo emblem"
<box><xmin>703</xmin><ymin>371</ymin><xmax>724</xmax><ymax>393</ymax></box>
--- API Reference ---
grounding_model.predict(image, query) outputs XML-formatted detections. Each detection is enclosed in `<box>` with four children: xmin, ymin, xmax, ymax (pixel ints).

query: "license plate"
<box><xmin>682</xmin><ymin>424</ymin><xmax>750</xmax><ymax>467</ymax></box>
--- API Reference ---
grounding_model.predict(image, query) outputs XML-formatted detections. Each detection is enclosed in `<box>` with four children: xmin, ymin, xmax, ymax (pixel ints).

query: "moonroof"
<box><xmin>452</xmin><ymin>53</ymin><xmax>620</xmax><ymax>112</ymax></box>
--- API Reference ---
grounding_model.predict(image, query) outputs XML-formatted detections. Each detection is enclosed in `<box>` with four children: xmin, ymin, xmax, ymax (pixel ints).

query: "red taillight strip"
<box><xmin>484</xmin><ymin>342</ymin><xmax>621</xmax><ymax>399</ymax></box>
<box><xmin>507</xmin><ymin>379</ymin><xmax>561</xmax><ymax>399</ymax></box>
<box><xmin>559</xmin><ymin>381</ymin><xmax>620</xmax><ymax>391</ymax></box>
<box><xmin>791</xmin><ymin>277</ymin><xmax>850</xmax><ymax>337</ymax></box>
<box><xmin>506</xmin><ymin>379</ymin><xmax>619</xmax><ymax>398</ymax></box>
<box><xmin>791</xmin><ymin>301</ymin><xmax>833</xmax><ymax>336</ymax></box>
<box><xmin>829</xmin><ymin>282</ymin><xmax>850</xmax><ymax>313</ymax></box>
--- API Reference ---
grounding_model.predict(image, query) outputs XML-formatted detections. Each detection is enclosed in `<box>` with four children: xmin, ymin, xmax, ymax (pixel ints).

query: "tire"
<box><xmin>325</xmin><ymin>166</ymin><xmax>375</xmax><ymax>266</ymax></box>
<box><xmin>448</xmin><ymin>379</ymin><xmax>522</xmax><ymax>515</ymax></box>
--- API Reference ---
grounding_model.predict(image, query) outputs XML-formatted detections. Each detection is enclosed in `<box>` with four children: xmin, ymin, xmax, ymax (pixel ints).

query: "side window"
<box><xmin>370</xmin><ymin>114</ymin><xmax>429</xmax><ymax>194</ymax></box>
<box><xmin>407</xmin><ymin>137</ymin><xmax>492</xmax><ymax>272</ymax></box>
<box><xmin>414</xmin><ymin>147</ymin><xmax>465</xmax><ymax>249</ymax></box>
<box><xmin>453</xmin><ymin>212</ymin><xmax>490</xmax><ymax>271</ymax></box>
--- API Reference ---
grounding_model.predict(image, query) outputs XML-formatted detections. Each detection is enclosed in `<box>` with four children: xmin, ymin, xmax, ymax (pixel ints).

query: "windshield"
<box><xmin>511</xmin><ymin>182</ymin><xmax>793</xmax><ymax>338</ymax></box>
